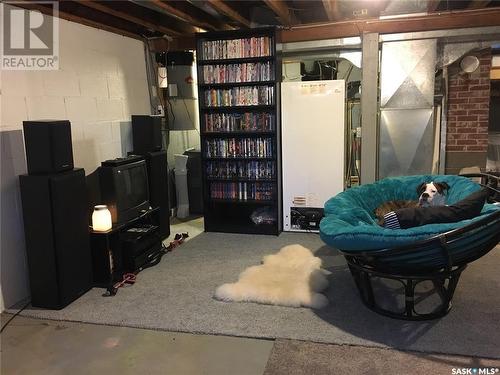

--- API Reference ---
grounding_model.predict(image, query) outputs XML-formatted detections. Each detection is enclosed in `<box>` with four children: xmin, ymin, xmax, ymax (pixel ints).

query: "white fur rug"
<box><xmin>214</xmin><ymin>244</ymin><xmax>329</xmax><ymax>309</ymax></box>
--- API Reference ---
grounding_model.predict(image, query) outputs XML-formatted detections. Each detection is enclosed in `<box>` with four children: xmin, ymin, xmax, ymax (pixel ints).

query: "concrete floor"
<box><xmin>1</xmin><ymin>314</ymin><xmax>273</xmax><ymax>375</ymax></box>
<box><xmin>2</xmin><ymin>217</ymin><xmax>499</xmax><ymax>375</ymax></box>
<box><xmin>3</xmin><ymin>314</ymin><xmax>498</xmax><ymax>375</ymax></box>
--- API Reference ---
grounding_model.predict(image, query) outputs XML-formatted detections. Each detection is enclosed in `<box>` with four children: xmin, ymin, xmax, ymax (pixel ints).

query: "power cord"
<box><xmin>290</xmin><ymin>209</ymin><xmax>321</xmax><ymax>234</ymax></box>
<box><xmin>103</xmin><ymin>232</ymin><xmax>189</xmax><ymax>297</ymax></box>
<box><xmin>0</xmin><ymin>301</ymin><xmax>30</xmax><ymax>334</ymax></box>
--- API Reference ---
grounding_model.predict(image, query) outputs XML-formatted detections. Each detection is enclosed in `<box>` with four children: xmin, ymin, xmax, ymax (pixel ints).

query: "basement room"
<box><xmin>1</xmin><ymin>1</ymin><xmax>500</xmax><ymax>374</ymax></box>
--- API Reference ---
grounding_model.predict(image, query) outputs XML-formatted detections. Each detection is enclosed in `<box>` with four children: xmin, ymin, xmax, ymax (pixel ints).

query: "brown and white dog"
<box><xmin>375</xmin><ymin>181</ymin><xmax>450</xmax><ymax>225</ymax></box>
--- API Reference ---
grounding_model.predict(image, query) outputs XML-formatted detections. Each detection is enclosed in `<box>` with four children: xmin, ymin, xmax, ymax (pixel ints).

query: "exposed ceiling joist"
<box><xmin>322</xmin><ymin>0</ymin><xmax>342</xmax><ymax>22</ymax></box>
<box><xmin>467</xmin><ymin>0</ymin><xmax>492</xmax><ymax>9</ymax></box>
<box><xmin>15</xmin><ymin>2</ymin><xmax>142</xmax><ymax>40</ymax></box>
<box><xmin>206</xmin><ymin>0</ymin><xmax>252</xmax><ymax>28</ymax></box>
<box><xmin>281</xmin><ymin>7</ymin><xmax>500</xmax><ymax>43</ymax></box>
<box><xmin>148</xmin><ymin>0</ymin><xmax>225</xmax><ymax>31</ymax></box>
<box><xmin>78</xmin><ymin>1</ymin><xmax>182</xmax><ymax>37</ymax></box>
<box><xmin>263</xmin><ymin>0</ymin><xmax>294</xmax><ymax>25</ymax></box>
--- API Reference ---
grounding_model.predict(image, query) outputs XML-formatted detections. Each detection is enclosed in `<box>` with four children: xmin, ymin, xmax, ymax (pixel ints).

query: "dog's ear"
<box><xmin>434</xmin><ymin>182</ymin><xmax>450</xmax><ymax>194</ymax></box>
<box><xmin>416</xmin><ymin>182</ymin><xmax>427</xmax><ymax>196</ymax></box>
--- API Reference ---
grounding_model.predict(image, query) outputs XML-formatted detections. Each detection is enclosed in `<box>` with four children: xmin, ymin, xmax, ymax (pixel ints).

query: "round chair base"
<box><xmin>345</xmin><ymin>256</ymin><xmax>467</xmax><ymax>321</ymax></box>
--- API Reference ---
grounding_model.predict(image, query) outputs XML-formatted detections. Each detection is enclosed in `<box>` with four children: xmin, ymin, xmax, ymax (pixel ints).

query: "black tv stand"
<box><xmin>90</xmin><ymin>207</ymin><xmax>163</xmax><ymax>288</ymax></box>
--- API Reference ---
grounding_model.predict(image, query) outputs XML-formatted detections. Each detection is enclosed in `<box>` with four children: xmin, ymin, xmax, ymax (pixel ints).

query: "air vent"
<box><xmin>293</xmin><ymin>196</ymin><xmax>307</xmax><ymax>206</ymax></box>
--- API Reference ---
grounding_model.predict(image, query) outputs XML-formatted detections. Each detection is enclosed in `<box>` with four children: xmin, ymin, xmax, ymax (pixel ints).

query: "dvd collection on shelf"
<box><xmin>203</xmin><ymin>86</ymin><xmax>274</xmax><ymax>107</ymax></box>
<box><xmin>206</xmin><ymin>160</ymin><xmax>275</xmax><ymax>180</ymax></box>
<box><xmin>205</xmin><ymin>138</ymin><xmax>273</xmax><ymax>158</ymax></box>
<box><xmin>210</xmin><ymin>181</ymin><xmax>274</xmax><ymax>201</ymax></box>
<box><xmin>203</xmin><ymin>112</ymin><xmax>275</xmax><ymax>133</ymax></box>
<box><xmin>202</xmin><ymin>62</ymin><xmax>274</xmax><ymax>84</ymax></box>
<box><xmin>197</xmin><ymin>28</ymin><xmax>279</xmax><ymax>233</ymax></box>
<box><xmin>201</xmin><ymin>37</ymin><xmax>272</xmax><ymax>60</ymax></box>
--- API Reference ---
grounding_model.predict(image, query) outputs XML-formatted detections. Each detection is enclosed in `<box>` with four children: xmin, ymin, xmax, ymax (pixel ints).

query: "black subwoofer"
<box><xmin>19</xmin><ymin>168</ymin><xmax>92</xmax><ymax>309</ymax></box>
<box><xmin>23</xmin><ymin>120</ymin><xmax>74</xmax><ymax>174</ymax></box>
<box><xmin>131</xmin><ymin>115</ymin><xmax>163</xmax><ymax>155</ymax></box>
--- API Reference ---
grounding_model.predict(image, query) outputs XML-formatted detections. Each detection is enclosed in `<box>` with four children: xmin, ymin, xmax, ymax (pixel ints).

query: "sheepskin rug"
<box><xmin>214</xmin><ymin>244</ymin><xmax>329</xmax><ymax>309</ymax></box>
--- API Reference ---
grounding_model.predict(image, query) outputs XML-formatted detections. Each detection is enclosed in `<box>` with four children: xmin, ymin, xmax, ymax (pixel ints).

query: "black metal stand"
<box><xmin>89</xmin><ymin>207</ymin><xmax>161</xmax><ymax>289</ymax></box>
<box><xmin>345</xmin><ymin>256</ymin><xmax>467</xmax><ymax>320</ymax></box>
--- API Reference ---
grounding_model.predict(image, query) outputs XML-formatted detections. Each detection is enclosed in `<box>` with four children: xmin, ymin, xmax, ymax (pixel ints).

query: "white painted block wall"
<box><xmin>0</xmin><ymin>14</ymin><xmax>150</xmax><ymax>311</ymax></box>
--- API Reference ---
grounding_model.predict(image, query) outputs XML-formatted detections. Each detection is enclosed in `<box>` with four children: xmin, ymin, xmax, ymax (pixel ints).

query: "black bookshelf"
<box><xmin>196</xmin><ymin>27</ymin><xmax>281</xmax><ymax>235</ymax></box>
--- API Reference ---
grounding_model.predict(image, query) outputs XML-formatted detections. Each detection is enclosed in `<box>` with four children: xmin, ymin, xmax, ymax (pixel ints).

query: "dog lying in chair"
<box><xmin>375</xmin><ymin>182</ymin><xmax>450</xmax><ymax>226</ymax></box>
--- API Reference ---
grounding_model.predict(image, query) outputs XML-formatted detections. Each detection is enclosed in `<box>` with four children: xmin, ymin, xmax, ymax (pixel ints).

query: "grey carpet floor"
<box><xmin>13</xmin><ymin>232</ymin><xmax>500</xmax><ymax>359</ymax></box>
<box><xmin>263</xmin><ymin>339</ymin><xmax>500</xmax><ymax>375</ymax></box>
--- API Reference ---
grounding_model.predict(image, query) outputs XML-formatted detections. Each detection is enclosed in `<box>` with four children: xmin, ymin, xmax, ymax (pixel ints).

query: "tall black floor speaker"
<box><xmin>145</xmin><ymin>150</ymin><xmax>170</xmax><ymax>239</ymax></box>
<box><xmin>20</xmin><ymin>168</ymin><xmax>92</xmax><ymax>309</ymax></box>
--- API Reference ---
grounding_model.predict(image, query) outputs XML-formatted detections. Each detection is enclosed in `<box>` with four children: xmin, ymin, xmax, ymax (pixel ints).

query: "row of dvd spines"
<box><xmin>210</xmin><ymin>182</ymin><xmax>274</xmax><ymax>201</ymax></box>
<box><xmin>203</xmin><ymin>86</ymin><xmax>274</xmax><ymax>107</ymax></box>
<box><xmin>204</xmin><ymin>112</ymin><xmax>275</xmax><ymax>133</ymax></box>
<box><xmin>201</xmin><ymin>37</ymin><xmax>272</xmax><ymax>60</ymax></box>
<box><xmin>204</xmin><ymin>138</ymin><xmax>273</xmax><ymax>158</ymax></box>
<box><xmin>206</xmin><ymin>161</ymin><xmax>275</xmax><ymax>180</ymax></box>
<box><xmin>202</xmin><ymin>62</ymin><xmax>274</xmax><ymax>84</ymax></box>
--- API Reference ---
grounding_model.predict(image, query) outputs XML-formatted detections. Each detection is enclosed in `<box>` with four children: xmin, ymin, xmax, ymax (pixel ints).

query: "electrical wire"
<box><xmin>0</xmin><ymin>301</ymin><xmax>30</xmax><ymax>333</ymax></box>
<box><xmin>182</xmin><ymin>98</ymin><xmax>200</xmax><ymax>136</ymax></box>
<box><xmin>166</xmin><ymin>96</ymin><xmax>175</xmax><ymax>126</ymax></box>
<box><xmin>103</xmin><ymin>232</ymin><xmax>189</xmax><ymax>297</ymax></box>
<box><xmin>344</xmin><ymin>63</ymin><xmax>354</xmax><ymax>81</ymax></box>
<box><xmin>290</xmin><ymin>209</ymin><xmax>321</xmax><ymax>234</ymax></box>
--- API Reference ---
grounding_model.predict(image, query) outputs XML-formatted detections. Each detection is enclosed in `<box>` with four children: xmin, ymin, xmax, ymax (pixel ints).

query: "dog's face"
<box><xmin>416</xmin><ymin>181</ymin><xmax>450</xmax><ymax>207</ymax></box>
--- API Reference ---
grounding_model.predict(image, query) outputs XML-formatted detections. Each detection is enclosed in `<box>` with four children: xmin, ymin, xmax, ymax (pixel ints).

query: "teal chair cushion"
<box><xmin>319</xmin><ymin>175</ymin><xmax>500</xmax><ymax>252</ymax></box>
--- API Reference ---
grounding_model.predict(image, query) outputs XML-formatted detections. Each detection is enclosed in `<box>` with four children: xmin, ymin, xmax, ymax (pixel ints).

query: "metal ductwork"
<box><xmin>379</xmin><ymin>39</ymin><xmax>437</xmax><ymax>178</ymax></box>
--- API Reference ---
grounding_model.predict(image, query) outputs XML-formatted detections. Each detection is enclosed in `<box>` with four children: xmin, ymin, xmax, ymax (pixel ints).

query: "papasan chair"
<box><xmin>320</xmin><ymin>174</ymin><xmax>500</xmax><ymax>320</ymax></box>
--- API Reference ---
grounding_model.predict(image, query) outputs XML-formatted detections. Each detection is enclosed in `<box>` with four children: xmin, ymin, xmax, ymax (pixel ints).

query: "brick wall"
<box><xmin>446</xmin><ymin>51</ymin><xmax>491</xmax><ymax>154</ymax></box>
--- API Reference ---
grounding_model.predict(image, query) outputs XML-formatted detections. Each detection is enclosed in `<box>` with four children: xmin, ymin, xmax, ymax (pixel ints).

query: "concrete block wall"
<box><xmin>0</xmin><ymin>14</ymin><xmax>150</xmax><ymax>310</ymax></box>
<box><xmin>445</xmin><ymin>50</ymin><xmax>491</xmax><ymax>174</ymax></box>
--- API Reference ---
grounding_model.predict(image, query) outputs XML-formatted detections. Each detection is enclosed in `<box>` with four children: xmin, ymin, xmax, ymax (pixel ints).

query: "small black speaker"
<box><xmin>132</xmin><ymin>115</ymin><xmax>163</xmax><ymax>154</ymax></box>
<box><xmin>145</xmin><ymin>150</ymin><xmax>170</xmax><ymax>239</ymax></box>
<box><xmin>23</xmin><ymin>120</ymin><xmax>74</xmax><ymax>175</ymax></box>
<box><xmin>19</xmin><ymin>168</ymin><xmax>92</xmax><ymax>309</ymax></box>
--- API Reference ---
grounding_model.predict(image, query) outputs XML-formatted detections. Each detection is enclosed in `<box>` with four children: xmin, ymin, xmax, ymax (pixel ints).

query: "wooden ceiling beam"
<box><xmin>427</xmin><ymin>0</ymin><xmax>441</xmax><ymax>12</ymax></box>
<box><xmin>280</xmin><ymin>7</ymin><xmax>500</xmax><ymax>43</ymax></box>
<box><xmin>77</xmin><ymin>1</ymin><xmax>182</xmax><ymax>37</ymax></box>
<box><xmin>467</xmin><ymin>0</ymin><xmax>492</xmax><ymax>9</ymax></box>
<box><xmin>322</xmin><ymin>0</ymin><xmax>342</xmax><ymax>22</ymax></box>
<box><xmin>148</xmin><ymin>0</ymin><xmax>229</xmax><ymax>31</ymax></box>
<box><xmin>206</xmin><ymin>0</ymin><xmax>252</xmax><ymax>28</ymax></box>
<box><xmin>263</xmin><ymin>0</ymin><xmax>294</xmax><ymax>26</ymax></box>
<box><xmin>15</xmin><ymin>2</ymin><xmax>143</xmax><ymax>40</ymax></box>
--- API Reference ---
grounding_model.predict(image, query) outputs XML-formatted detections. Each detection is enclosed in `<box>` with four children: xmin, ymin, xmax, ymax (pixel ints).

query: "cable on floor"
<box><xmin>0</xmin><ymin>301</ymin><xmax>31</xmax><ymax>334</ymax></box>
<box><xmin>103</xmin><ymin>232</ymin><xmax>189</xmax><ymax>297</ymax></box>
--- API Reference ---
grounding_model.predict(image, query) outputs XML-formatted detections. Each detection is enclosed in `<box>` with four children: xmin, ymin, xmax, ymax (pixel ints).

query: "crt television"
<box><xmin>99</xmin><ymin>157</ymin><xmax>150</xmax><ymax>224</ymax></box>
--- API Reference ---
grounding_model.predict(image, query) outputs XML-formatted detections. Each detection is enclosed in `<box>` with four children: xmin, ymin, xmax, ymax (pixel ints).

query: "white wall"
<box><xmin>0</xmin><ymin>12</ymin><xmax>150</xmax><ymax>310</ymax></box>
